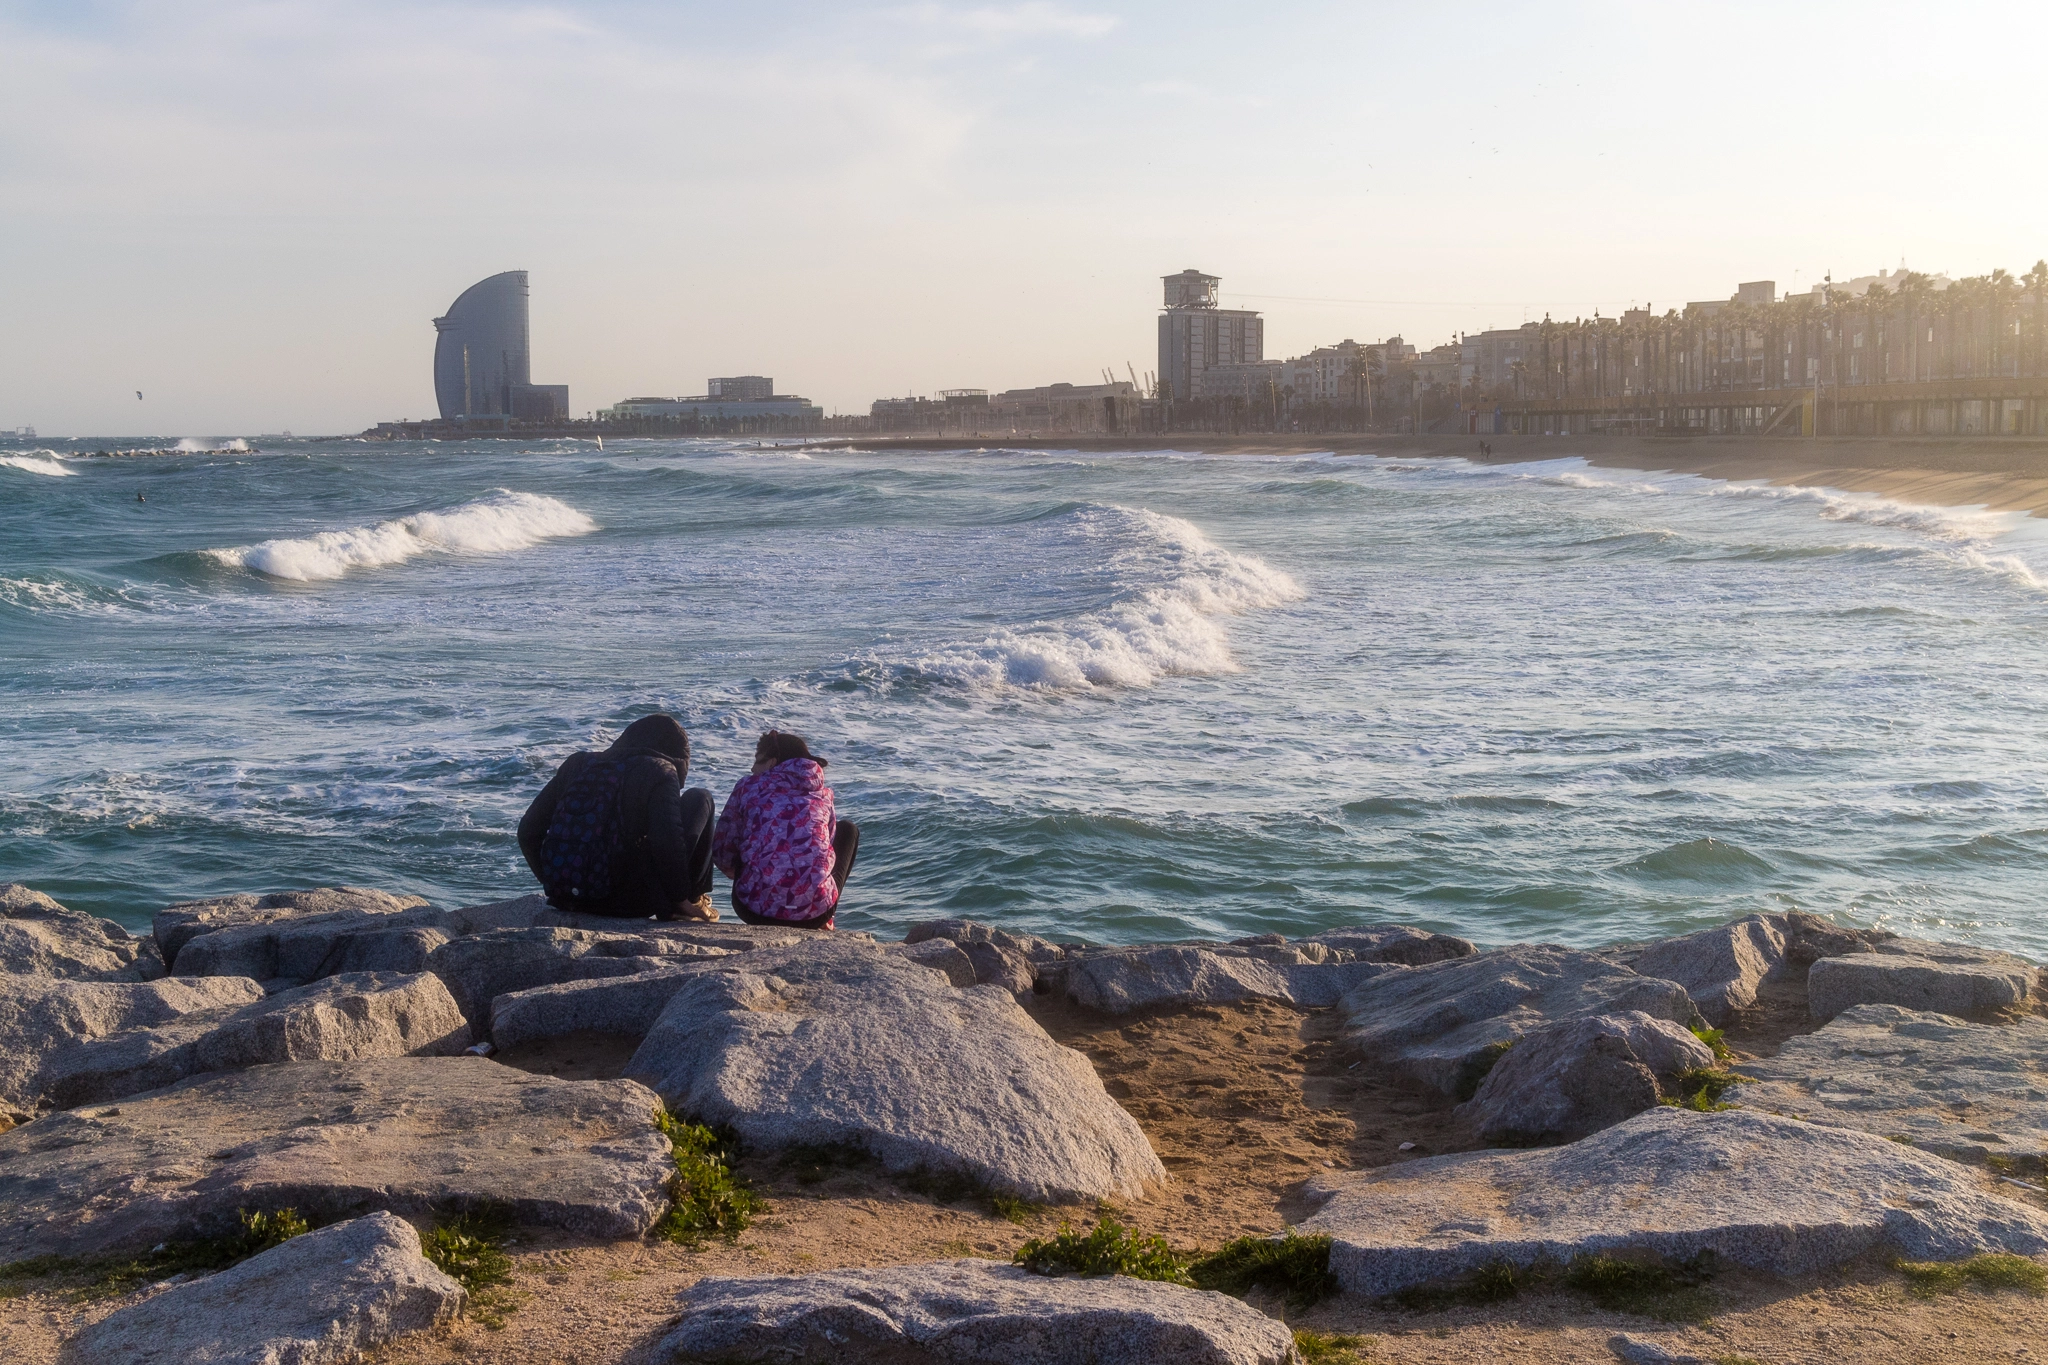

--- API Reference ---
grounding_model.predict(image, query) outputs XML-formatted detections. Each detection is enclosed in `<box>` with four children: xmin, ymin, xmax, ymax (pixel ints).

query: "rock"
<box><xmin>1737</xmin><ymin>1004</ymin><xmax>2048</xmax><ymax>1163</ymax></box>
<box><xmin>0</xmin><ymin>975</ymin><xmax>266</xmax><ymax>1112</ymax></box>
<box><xmin>0</xmin><ymin>883</ymin><xmax>162</xmax><ymax>982</ymax></box>
<box><xmin>168</xmin><ymin>905</ymin><xmax>451</xmax><ymax>987</ymax></box>
<box><xmin>1460</xmin><ymin>1012</ymin><xmax>1715</xmax><ymax>1147</ymax></box>
<box><xmin>1338</xmin><ymin>946</ymin><xmax>1695</xmax><ymax>1098</ymax></box>
<box><xmin>447</xmin><ymin>893</ymin><xmax>808</xmax><ymax>952</ymax></box>
<box><xmin>426</xmin><ymin>927</ymin><xmax>730</xmax><ymax>1026</ymax></box>
<box><xmin>905</xmin><ymin>918</ymin><xmax>1068</xmax><ymax>964</ymax></box>
<box><xmin>1782</xmin><ymin>909</ymin><xmax>1892</xmax><ymax>967</ymax></box>
<box><xmin>1608</xmin><ymin>1335</ymin><xmax>1709</xmax><ymax>1365</ymax></box>
<box><xmin>56</xmin><ymin>1211</ymin><xmax>464</xmax><ymax>1365</ymax></box>
<box><xmin>1299</xmin><ymin>1106</ymin><xmax>2048</xmax><ymax>1297</ymax></box>
<box><xmin>961</xmin><ymin>939</ymin><xmax>1036</xmax><ymax>994</ymax></box>
<box><xmin>0</xmin><ymin>1057</ymin><xmax>673</xmax><ymax>1261</ymax></box>
<box><xmin>1623</xmin><ymin>915</ymin><xmax>1786</xmax><ymax>1026</ymax></box>
<box><xmin>1808</xmin><ymin>946</ymin><xmax>2034</xmax><ymax>1022</ymax></box>
<box><xmin>1063</xmin><ymin>944</ymin><xmax>1395</xmax><ymax>1014</ymax></box>
<box><xmin>154</xmin><ymin>888</ymin><xmax>431</xmax><ymax>971</ymax></box>
<box><xmin>1304</xmin><ymin>924</ymin><xmax>1477</xmax><ymax>966</ymax></box>
<box><xmin>625</xmin><ymin>940</ymin><xmax>1164</xmax><ymax>1201</ymax></box>
<box><xmin>38</xmin><ymin>971</ymin><xmax>470</xmax><ymax>1109</ymax></box>
<box><xmin>886</xmin><ymin>937</ymin><xmax>978</xmax><ymax>987</ymax></box>
<box><xmin>490</xmin><ymin>965</ymin><xmax>713</xmax><ymax>1051</ymax></box>
<box><xmin>652</xmin><ymin>1259</ymin><xmax>1297</xmax><ymax>1365</ymax></box>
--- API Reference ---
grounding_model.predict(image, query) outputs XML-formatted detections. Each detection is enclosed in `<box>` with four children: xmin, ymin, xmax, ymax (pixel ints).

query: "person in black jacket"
<box><xmin>517</xmin><ymin>713</ymin><xmax>717</xmax><ymax>921</ymax></box>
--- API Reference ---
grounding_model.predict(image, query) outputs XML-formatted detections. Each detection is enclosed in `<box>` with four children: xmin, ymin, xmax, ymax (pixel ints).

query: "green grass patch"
<box><xmin>988</xmin><ymin>1193</ymin><xmax>1039</xmax><ymax>1226</ymax></box>
<box><xmin>0</xmin><ymin>1207</ymin><xmax>310</xmax><ymax>1301</ymax></box>
<box><xmin>423</xmin><ymin>1208</ymin><xmax>521</xmax><ymax>1329</ymax></box>
<box><xmin>1386</xmin><ymin>1253</ymin><xmax>1715</xmax><ymax>1321</ymax></box>
<box><xmin>1187</xmin><ymin>1232</ymin><xmax>1339</xmax><ymax>1309</ymax></box>
<box><xmin>1896</xmin><ymin>1252</ymin><xmax>2048</xmax><ymax>1299</ymax></box>
<box><xmin>1293</xmin><ymin>1328</ymin><xmax>1373</xmax><ymax>1363</ymax></box>
<box><xmin>1014</xmin><ymin>1216</ymin><xmax>1190</xmax><ymax>1283</ymax></box>
<box><xmin>1689</xmin><ymin>1025</ymin><xmax>1734</xmax><ymax>1064</ymax></box>
<box><xmin>654</xmin><ymin>1108</ymin><xmax>764</xmax><ymax>1246</ymax></box>
<box><xmin>1664</xmin><ymin>1067</ymin><xmax>1752</xmax><ymax>1112</ymax></box>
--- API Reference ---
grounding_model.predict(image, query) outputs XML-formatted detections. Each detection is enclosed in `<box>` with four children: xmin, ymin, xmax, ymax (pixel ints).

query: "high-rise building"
<box><xmin>431</xmin><ymin>271</ymin><xmax>568</xmax><ymax>422</ymax></box>
<box><xmin>1157</xmin><ymin>269</ymin><xmax>1263</xmax><ymax>403</ymax></box>
<box><xmin>708</xmin><ymin>376</ymin><xmax>774</xmax><ymax>400</ymax></box>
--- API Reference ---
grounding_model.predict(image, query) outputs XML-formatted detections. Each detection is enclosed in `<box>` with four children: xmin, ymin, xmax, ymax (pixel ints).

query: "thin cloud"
<box><xmin>888</xmin><ymin>2</ymin><xmax>1118</xmax><ymax>40</ymax></box>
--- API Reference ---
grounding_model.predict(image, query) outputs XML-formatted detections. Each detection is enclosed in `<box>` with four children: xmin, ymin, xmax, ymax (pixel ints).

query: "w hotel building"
<box><xmin>1157</xmin><ymin>269</ymin><xmax>1263</xmax><ymax>403</ymax></box>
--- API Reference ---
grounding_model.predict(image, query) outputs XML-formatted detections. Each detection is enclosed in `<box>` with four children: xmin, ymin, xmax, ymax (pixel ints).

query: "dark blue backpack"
<box><xmin>538</xmin><ymin>755</ymin><xmax>627</xmax><ymax>904</ymax></box>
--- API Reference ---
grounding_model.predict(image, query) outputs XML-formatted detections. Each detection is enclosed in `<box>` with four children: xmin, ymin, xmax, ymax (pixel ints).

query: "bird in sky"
<box><xmin>136</xmin><ymin>391</ymin><xmax>143</xmax><ymax>401</ymax></box>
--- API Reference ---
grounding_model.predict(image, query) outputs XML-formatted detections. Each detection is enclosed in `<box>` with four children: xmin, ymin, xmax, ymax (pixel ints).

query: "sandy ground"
<box><xmin>7</xmin><ymin>975</ymin><xmax>2047</xmax><ymax>1363</ymax></box>
<box><xmin>821</xmin><ymin>432</ymin><xmax>2048</xmax><ymax>519</ymax></box>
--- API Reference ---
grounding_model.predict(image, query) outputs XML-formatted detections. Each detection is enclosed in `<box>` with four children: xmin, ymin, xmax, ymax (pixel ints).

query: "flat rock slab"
<box><xmin>427</xmin><ymin>927</ymin><xmax>733</xmax><ymax>1026</ymax></box>
<box><xmin>653</xmin><ymin>1259</ymin><xmax>1297</xmax><ymax>1365</ymax></box>
<box><xmin>447</xmin><ymin>893</ymin><xmax>808</xmax><ymax>952</ymax></box>
<box><xmin>0</xmin><ymin>975</ymin><xmax>266</xmax><ymax>1113</ymax></box>
<box><xmin>1738</xmin><ymin>1004</ymin><xmax>2048</xmax><ymax>1162</ymax></box>
<box><xmin>1809</xmin><ymin>943</ymin><xmax>2036</xmax><ymax>1022</ymax></box>
<box><xmin>0</xmin><ymin>1057</ymin><xmax>672</xmax><ymax>1261</ymax></box>
<box><xmin>1621</xmin><ymin>914</ymin><xmax>1786</xmax><ymax>1027</ymax></box>
<box><xmin>1064</xmin><ymin>944</ymin><xmax>1396</xmax><ymax>1014</ymax></box>
<box><xmin>1300</xmin><ymin>1106</ymin><xmax>2048</xmax><ymax>1297</ymax></box>
<box><xmin>39</xmin><ymin>971</ymin><xmax>470</xmax><ymax>1110</ymax></box>
<box><xmin>57</xmin><ymin>1211</ymin><xmax>463</xmax><ymax>1364</ymax></box>
<box><xmin>1338</xmin><ymin>946</ymin><xmax>1694</xmax><ymax>1097</ymax></box>
<box><xmin>1303</xmin><ymin>924</ymin><xmax>1476</xmax><ymax>966</ymax></box>
<box><xmin>0</xmin><ymin>884</ymin><xmax>162</xmax><ymax>982</ymax></box>
<box><xmin>625</xmin><ymin>941</ymin><xmax>1165</xmax><ymax>1202</ymax></box>
<box><xmin>1460</xmin><ymin>1011</ymin><xmax>1715</xmax><ymax>1146</ymax></box>
<box><xmin>154</xmin><ymin>888</ymin><xmax>431</xmax><ymax>972</ymax></box>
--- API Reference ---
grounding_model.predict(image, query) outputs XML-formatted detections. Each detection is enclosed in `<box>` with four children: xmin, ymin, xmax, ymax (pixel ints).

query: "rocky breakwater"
<box><xmin>4</xmin><ymin>882</ymin><xmax>2048</xmax><ymax>1362</ymax></box>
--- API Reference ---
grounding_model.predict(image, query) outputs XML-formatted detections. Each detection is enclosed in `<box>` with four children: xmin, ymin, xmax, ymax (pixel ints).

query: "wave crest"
<box><xmin>206</xmin><ymin>489</ymin><xmax>597</xmax><ymax>581</ymax></box>
<box><xmin>1</xmin><ymin>452</ymin><xmax>77</xmax><ymax>477</ymax></box>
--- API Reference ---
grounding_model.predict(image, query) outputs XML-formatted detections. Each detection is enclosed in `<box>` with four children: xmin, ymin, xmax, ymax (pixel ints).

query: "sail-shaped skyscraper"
<box><xmin>432</xmin><ymin>271</ymin><xmax>566</xmax><ymax>422</ymax></box>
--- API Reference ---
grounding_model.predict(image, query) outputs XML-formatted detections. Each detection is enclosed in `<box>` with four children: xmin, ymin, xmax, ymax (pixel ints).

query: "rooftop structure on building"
<box><xmin>707</xmin><ymin>376</ymin><xmax>774</xmax><ymax>400</ymax></box>
<box><xmin>431</xmin><ymin>271</ymin><xmax>568</xmax><ymax>422</ymax></box>
<box><xmin>1811</xmin><ymin>264</ymin><xmax>1955</xmax><ymax>299</ymax></box>
<box><xmin>1158</xmin><ymin>268</ymin><xmax>1263</xmax><ymax>404</ymax></box>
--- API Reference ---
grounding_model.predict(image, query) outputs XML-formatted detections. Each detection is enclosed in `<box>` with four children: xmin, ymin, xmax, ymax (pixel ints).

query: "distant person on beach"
<box><xmin>517</xmin><ymin>713</ymin><xmax>717</xmax><ymax>922</ymax></box>
<box><xmin>713</xmin><ymin>730</ymin><xmax>858</xmax><ymax>930</ymax></box>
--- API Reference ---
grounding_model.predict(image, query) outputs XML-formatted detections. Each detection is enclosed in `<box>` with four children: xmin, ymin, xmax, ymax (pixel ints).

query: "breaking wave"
<box><xmin>0</xmin><ymin>452</ymin><xmax>77</xmax><ymax>477</ymax></box>
<box><xmin>1706</xmin><ymin>481</ymin><xmax>2041</xmax><ymax>586</ymax></box>
<box><xmin>205</xmin><ymin>490</ymin><xmax>597</xmax><ymax>581</ymax></box>
<box><xmin>850</xmin><ymin>506</ymin><xmax>1304</xmax><ymax>693</ymax></box>
<box><xmin>175</xmin><ymin>438</ymin><xmax>251</xmax><ymax>453</ymax></box>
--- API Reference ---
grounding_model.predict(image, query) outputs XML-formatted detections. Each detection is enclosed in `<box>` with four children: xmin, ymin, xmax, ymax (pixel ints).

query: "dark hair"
<box><xmin>609</xmin><ymin>713</ymin><xmax>690</xmax><ymax>769</ymax></box>
<box><xmin>755</xmin><ymin>730</ymin><xmax>823</xmax><ymax>768</ymax></box>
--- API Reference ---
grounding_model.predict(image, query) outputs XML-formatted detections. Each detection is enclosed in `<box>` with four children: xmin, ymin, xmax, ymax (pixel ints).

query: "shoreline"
<box><xmin>820</xmin><ymin>432</ymin><xmax>2048</xmax><ymax>517</ymax></box>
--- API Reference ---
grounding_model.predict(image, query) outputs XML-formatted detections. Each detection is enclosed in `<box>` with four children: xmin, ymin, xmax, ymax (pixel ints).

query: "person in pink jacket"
<box><xmin>712</xmin><ymin>730</ymin><xmax>859</xmax><ymax>929</ymax></box>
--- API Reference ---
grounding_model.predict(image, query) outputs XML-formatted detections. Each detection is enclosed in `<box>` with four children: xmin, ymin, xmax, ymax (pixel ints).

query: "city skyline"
<box><xmin>5</xmin><ymin>0</ymin><xmax>2045</xmax><ymax>434</ymax></box>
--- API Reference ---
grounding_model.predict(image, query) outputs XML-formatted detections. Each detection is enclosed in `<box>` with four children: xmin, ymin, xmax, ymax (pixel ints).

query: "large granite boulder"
<box><xmin>1299</xmin><ymin>1106</ymin><xmax>2048</xmax><ymax>1297</ymax></box>
<box><xmin>0</xmin><ymin>1057</ymin><xmax>673</xmax><ymax>1260</ymax></box>
<box><xmin>1621</xmin><ymin>915</ymin><xmax>1786</xmax><ymax>1026</ymax></box>
<box><xmin>905</xmin><ymin>918</ymin><xmax>1070</xmax><ymax>965</ymax></box>
<box><xmin>154</xmin><ymin>887</ymin><xmax>432</xmax><ymax>972</ymax></box>
<box><xmin>426</xmin><ymin>927</ymin><xmax>731</xmax><ymax>1027</ymax></box>
<box><xmin>887</xmin><ymin>937</ymin><xmax>979</xmax><ymax>987</ymax></box>
<box><xmin>0</xmin><ymin>883</ymin><xmax>162</xmax><ymax>982</ymax></box>
<box><xmin>1063</xmin><ymin>944</ymin><xmax>1397</xmax><ymax>1014</ymax></box>
<box><xmin>1781</xmin><ymin>909</ymin><xmax>1893</xmax><ymax>967</ymax></box>
<box><xmin>1303</xmin><ymin>924</ymin><xmax>1476</xmax><ymax>966</ymax></box>
<box><xmin>0</xmin><ymin>975</ymin><xmax>266</xmax><ymax>1113</ymax></box>
<box><xmin>37</xmin><ymin>971</ymin><xmax>470</xmax><ymax>1110</ymax></box>
<box><xmin>448</xmin><ymin>893</ymin><xmax>807</xmax><ymax>952</ymax></box>
<box><xmin>652</xmin><ymin>1259</ymin><xmax>1297</xmax><ymax>1365</ymax></box>
<box><xmin>1738</xmin><ymin>1004</ymin><xmax>2048</xmax><ymax>1162</ymax></box>
<box><xmin>490</xmin><ymin>965</ymin><xmax>714</xmax><ymax>1051</ymax></box>
<box><xmin>1808</xmin><ymin>940</ymin><xmax>2036</xmax><ymax>1022</ymax></box>
<box><xmin>1338</xmin><ymin>946</ymin><xmax>1695</xmax><ymax>1097</ymax></box>
<box><xmin>168</xmin><ymin>906</ymin><xmax>451</xmax><ymax>989</ymax></box>
<box><xmin>56</xmin><ymin>1211</ymin><xmax>464</xmax><ymax>1365</ymax></box>
<box><xmin>1459</xmin><ymin>1011</ymin><xmax>1715</xmax><ymax>1147</ymax></box>
<box><xmin>625</xmin><ymin>940</ymin><xmax>1165</xmax><ymax>1202</ymax></box>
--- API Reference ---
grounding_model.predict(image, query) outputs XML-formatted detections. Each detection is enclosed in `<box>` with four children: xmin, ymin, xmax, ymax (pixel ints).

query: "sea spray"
<box><xmin>206</xmin><ymin>489</ymin><xmax>597</xmax><ymax>581</ymax></box>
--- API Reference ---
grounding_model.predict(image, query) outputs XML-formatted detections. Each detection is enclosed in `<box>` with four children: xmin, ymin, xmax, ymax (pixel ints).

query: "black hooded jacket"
<box><xmin>517</xmin><ymin>715</ymin><xmax>711</xmax><ymax>913</ymax></box>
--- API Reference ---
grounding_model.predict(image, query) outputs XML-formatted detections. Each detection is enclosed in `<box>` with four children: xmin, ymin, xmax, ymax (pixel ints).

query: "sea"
<box><xmin>5</xmin><ymin>434</ymin><xmax>2048</xmax><ymax>958</ymax></box>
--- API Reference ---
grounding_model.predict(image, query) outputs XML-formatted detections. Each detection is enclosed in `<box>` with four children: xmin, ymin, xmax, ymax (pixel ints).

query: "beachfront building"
<box><xmin>1158</xmin><ymin>269</ymin><xmax>1263</xmax><ymax>403</ymax></box>
<box><xmin>708</xmin><ymin>376</ymin><xmax>775</xmax><ymax>400</ymax></box>
<box><xmin>1198</xmin><ymin>359</ymin><xmax>1284</xmax><ymax>403</ymax></box>
<box><xmin>987</xmin><ymin>381</ymin><xmax>1138</xmax><ymax>434</ymax></box>
<box><xmin>599</xmin><ymin>393</ymin><xmax>823</xmax><ymax>425</ymax></box>
<box><xmin>431</xmin><ymin>270</ymin><xmax>569</xmax><ymax>423</ymax></box>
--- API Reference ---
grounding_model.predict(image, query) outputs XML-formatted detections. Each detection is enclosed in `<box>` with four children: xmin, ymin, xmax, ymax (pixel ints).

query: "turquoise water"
<box><xmin>5</xmin><ymin>436</ymin><xmax>2048</xmax><ymax>956</ymax></box>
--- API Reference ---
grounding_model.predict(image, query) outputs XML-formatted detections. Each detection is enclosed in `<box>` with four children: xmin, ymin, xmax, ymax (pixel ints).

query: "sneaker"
<box><xmin>662</xmin><ymin>893</ymin><xmax>717</xmax><ymax>923</ymax></box>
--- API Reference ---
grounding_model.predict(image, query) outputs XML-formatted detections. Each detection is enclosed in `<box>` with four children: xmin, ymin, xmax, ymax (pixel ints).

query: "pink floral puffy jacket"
<box><xmin>712</xmin><ymin>758</ymin><xmax>839</xmax><ymax>923</ymax></box>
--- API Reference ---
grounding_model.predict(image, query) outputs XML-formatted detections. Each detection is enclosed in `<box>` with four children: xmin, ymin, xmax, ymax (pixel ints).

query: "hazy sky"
<box><xmin>5</xmin><ymin>0</ymin><xmax>2045</xmax><ymax>434</ymax></box>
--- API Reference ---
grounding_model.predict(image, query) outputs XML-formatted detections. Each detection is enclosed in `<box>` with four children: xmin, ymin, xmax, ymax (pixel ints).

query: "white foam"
<box><xmin>0</xmin><ymin>452</ymin><xmax>77</xmax><ymax>477</ymax></box>
<box><xmin>1706</xmin><ymin>481</ymin><xmax>2041</xmax><ymax>587</ymax></box>
<box><xmin>207</xmin><ymin>489</ymin><xmax>597</xmax><ymax>581</ymax></box>
<box><xmin>0</xmin><ymin>577</ymin><xmax>102</xmax><ymax>612</ymax></box>
<box><xmin>887</xmin><ymin>506</ymin><xmax>1305</xmax><ymax>692</ymax></box>
<box><xmin>175</xmin><ymin>438</ymin><xmax>251</xmax><ymax>453</ymax></box>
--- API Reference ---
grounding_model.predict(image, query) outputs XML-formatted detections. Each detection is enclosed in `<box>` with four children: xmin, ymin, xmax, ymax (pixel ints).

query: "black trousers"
<box><xmin>570</xmin><ymin>787</ymin><xmax>716</xmax><ymax>919</ymax></box>
<box><xmin>732</xmin><ymin>819</ymin><xmax>859</xmax><ymax>928</ymax></box>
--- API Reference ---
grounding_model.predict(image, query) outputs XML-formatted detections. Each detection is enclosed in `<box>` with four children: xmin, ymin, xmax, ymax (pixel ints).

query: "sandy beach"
<box><xmin>823</xmin><ymin>433</ymin><xmax>2048</xmax><ymax>518</ymax></box>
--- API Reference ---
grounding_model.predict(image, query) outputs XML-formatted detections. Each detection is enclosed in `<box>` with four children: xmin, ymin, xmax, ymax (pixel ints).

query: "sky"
<box><xmin>4</xmin><ymin>0</ymin><xmax>2045</xmax><ymax>435</ymax></box>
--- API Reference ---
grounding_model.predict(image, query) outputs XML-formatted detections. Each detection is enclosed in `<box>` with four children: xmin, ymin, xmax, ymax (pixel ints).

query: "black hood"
<box><xmin>608</xmin><ymin>714</ymin><xmax>691</xmax><ymax>771</ymax></box>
